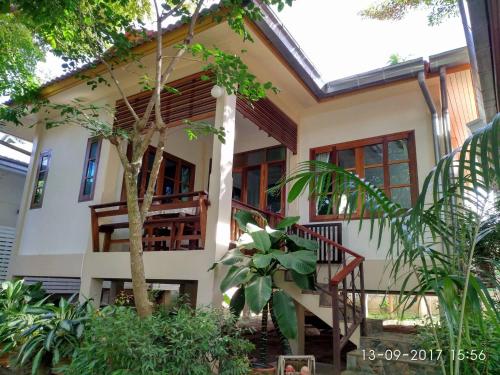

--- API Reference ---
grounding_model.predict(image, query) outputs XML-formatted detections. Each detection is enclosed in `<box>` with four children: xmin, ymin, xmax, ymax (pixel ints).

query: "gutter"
<box><xmin>417</xmin><ymin>71</ymin><xmax>442</xmax><ymax>163</ymax></box>
<box><xmin>439</xmin><ymin>67</ymin><xmax>453</xmax><ymax>155</ymax></box>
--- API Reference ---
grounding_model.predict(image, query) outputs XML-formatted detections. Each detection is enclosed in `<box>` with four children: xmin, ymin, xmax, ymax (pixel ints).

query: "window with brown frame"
<box><xmin>79</xmin><ymin>138</ymin><xmax>102</xmax><ymax>202</ymax></box>
<box><xmin>30</xmin><ymin>150</ymin><xmax>52</xmax><ymax>209</ymax></box>
<box><xmin>125</xmin><ymin>146</ymin><xmax>195</xmax><ymax>198</ymax></box>
<box><xmin>309</xmin><ymin>131</ymin><xmax>418</xmax><ymax>222</ymax></box>
<box><xmin>232</xmin><ymin>146</ymin><xmax>286</xmax><ymax>215</ymax></box>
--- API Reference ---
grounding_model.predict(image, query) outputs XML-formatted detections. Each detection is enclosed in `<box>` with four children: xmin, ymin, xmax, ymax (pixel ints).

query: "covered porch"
<box><xmin>89</xmin><ymin>72</ymin><xmax>298</xmax><ymax>254</ymax></box>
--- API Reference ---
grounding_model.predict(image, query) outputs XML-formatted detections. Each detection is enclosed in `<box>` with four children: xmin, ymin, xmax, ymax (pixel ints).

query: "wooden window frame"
<box><xmin>30</xmin><ymin>150</ymin><xmax>52</xmax><ymax>209</ymax></box>
<box><xmin>232</xmin><ymin>145</ymin><xmax>287</xmax><ymax>215</ymax></box>
<box><xmin>309</xmin><ymin>130</ymin><xmax>418</xmax><ymax>222</ymax></box>
<box><xmin>78</xmin><ymin>137</ymin><xmax>102</xmax><ymax>202</ymax></box>
<box><xmin>121</xmin><ymin>146</ymin><xmax>196</xmax><ymax>199</ymax></box>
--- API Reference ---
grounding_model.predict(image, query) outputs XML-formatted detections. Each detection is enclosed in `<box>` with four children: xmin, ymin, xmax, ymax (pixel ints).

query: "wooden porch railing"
<box><xmin>90</xmin><ymin>191</ymin><xmax>209</xmax><ymax>252</ymax></box>
<box><xmin>230</xmin><ymin>200</ymin><xmax>366</xmax><ymax>375</ymax></box>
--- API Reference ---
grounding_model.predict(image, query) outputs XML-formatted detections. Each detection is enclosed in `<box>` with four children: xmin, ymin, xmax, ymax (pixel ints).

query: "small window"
<box><xmin>309</xmin><ymin>131</ymin><xmax>418</xmax><ymax>221</ymax></box>
<box><xmin>31</xmin><ymin>150</ymin><xmax>52</xmax><ymax>209</ymax></box>
<box><xmin>79</xmin><ymin>138</ymin><xmax>102</xmax><ymax>202</ymax></box>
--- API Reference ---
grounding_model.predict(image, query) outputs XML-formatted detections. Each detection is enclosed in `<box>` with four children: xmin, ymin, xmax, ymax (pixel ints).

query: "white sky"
<box><xmin>273</xmin><ymin>0</ymin><xmax>466</xmax><ymax>81</ymax></box>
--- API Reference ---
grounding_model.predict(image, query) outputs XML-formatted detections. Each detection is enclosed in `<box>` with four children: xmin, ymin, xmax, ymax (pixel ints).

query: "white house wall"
<box><xmin>0</xmin><ymin>169</ymin><xmax>25</xmax><ymax>227</ymax></box>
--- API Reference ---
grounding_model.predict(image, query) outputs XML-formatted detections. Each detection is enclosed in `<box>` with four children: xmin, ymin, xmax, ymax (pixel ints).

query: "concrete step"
<box><xmin>359</xmin><ymin>332</ymin><xmax>417</xmax><ymax>352</ymax></box>
<box><xmin>346</xmin><ymin>350</ymin><xmax>441</xmax><ymax>375</ymax></box>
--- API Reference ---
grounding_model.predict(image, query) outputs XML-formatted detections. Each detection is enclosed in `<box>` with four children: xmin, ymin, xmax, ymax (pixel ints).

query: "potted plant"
<box><xmin>211</xmin><ymin>211</ymin><xmax>318</xmax><ymax>373</ymax></box>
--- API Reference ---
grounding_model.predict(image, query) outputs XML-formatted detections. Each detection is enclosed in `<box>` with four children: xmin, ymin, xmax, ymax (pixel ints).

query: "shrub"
<box><xmin>62</xmin><ymin>304</ymin><xmax>253</xmax><ymax>375</ymax></box>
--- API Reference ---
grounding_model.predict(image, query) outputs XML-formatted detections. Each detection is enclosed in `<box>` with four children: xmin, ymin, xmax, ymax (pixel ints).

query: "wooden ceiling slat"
<box><xmin>113</xmin><ymin>72</ymin><xmax>298</xmax><ymax>153</ymax></box>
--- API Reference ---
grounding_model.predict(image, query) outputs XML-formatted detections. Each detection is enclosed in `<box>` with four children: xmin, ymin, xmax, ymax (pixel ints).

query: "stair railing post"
<box><xmin>359</xmin><ymin>261</ymin><xmax>367</xmax><ymax>336</ymax></box>
<box><xmin>331</xmin><ymin>282</ymin><xmax>341</xmax><ymax>375</ymax></box>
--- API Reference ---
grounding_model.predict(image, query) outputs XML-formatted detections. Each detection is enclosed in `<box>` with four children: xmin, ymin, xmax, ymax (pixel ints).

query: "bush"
<box><xmin>62</xmin><ymin>304</ymin><xmax>253</xmax><ymax>375</ymax></box>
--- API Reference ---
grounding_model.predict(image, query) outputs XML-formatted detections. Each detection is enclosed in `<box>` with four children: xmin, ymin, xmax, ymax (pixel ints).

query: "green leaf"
<box><xmin>287</xmin><ymin>175</ymin><xmax>310</xmax><ymax>203</ymax></box>
<box><xmin>234</xmin><ymin>210</ymin><xmax>257</xmax><ymax>230</ymax></box>
<box><xmin>287</xmin><ymin>234</ymin><xmax>319</xmax><ymax>251</ymax></box>
<box><xmin>220</xmin><ymin>266</ymin><xmax>250</xmax><ymax>292</ymax></box>
<box><xmin>276</xmin><ymin>216</ymin><xmax>300</xmax><ymax>229</ymax></box>
<box><xmin>245</xmin><ymin>275</ymin><xmax>272</xmax><ymax>313</ymax></box>
<box><xmin>247</xmin><ymin>224</ymin><xmax>271</xmax><ymax>252</ymax></box>
<box><xmin>253</xmin><ymin>253</ymin><xmax>273</xmax><ymax>268</ymax></box>
<box><xmin>272</xmin><ymin>250</ymin><xmax>316</xmax><ymax>275</ymax></box>
<box><xmin>229</xmin><ymin>287</ymin><xmax>246</xmax><ymax>317</ymax></box>
<box><xmin>210</xmin><ymin>248</ymin><xmax>246</xmax><ymax>270</ymax></box>
<box><xmin>290</xmin><ymin>270</ymin><xmax>315</xmax><ymax>290</ymax></box>
<box><xmin>272</xmin><ymin>291</ymin><xmax>297</xmax><ymax>339</ymax></box>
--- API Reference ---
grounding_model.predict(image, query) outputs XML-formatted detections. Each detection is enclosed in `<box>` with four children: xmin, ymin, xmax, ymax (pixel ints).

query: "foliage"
<box><xmin>361</xmin><ymin>0</ymin><xmax>459</xmax><ymax>25</ymax></box>
<box><xmin>417</xmin><ymin>308</ymin><xmax>500</xmax><ymax>374</ymax></box>
<box><xmin>211</xmin><ymin>212</ymin><xmax>317</xmax><ymax>365</ymax></box>
<box><xmin>282</xmin><ymin>115</ymin><xmax>500</xmax><ymax>375</ymax></box>
<box><xmin>0</xmin><ymin>13</ymin><xmax>43</xmax><ymax>100</ymax></box>
<box><xmin>0</xmin><ymin>280</ymin><xmax>48</xmax><ymax>354</ymax></box>
<box><xmin>62</xmin><ymin>304</ymin><xmax>253</xmax><ymax>375</ymax></box>
<box><xmin>12</xmin><ymin>296</ymin><xmax>94</xmax><ymax>374</ymax></box>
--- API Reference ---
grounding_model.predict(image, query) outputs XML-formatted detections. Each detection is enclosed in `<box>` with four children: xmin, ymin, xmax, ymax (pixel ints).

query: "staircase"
<box><xmin>342</xmin><ymin>320</ymin><xmax>441</xmax><ymax>375</ymax></box>
<box><xmin>231</xmin><ymin>201</ymin><xmax>367</xmax><ymax>375</ymax></box>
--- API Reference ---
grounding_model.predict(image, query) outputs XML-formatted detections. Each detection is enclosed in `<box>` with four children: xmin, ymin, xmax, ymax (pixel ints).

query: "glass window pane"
<box><xmin>232</xmin><ymin>172</ymin><xmax>242</xmax><ymax>201</ymax></box>
<box><xmin>388</xmin><ymin>139</ymin><xmax>408</xmax><ymax>161</ymax></box>
<box><xmin>266</xmin><ymin>164</ymin><xmax>284</xmax><ymax>213</ymax></box>
<box><xmin>83</xmin><ymin>178</ymin><xmax>93</xmax><ymax>195</ymax></box>
<box><xmin>164</xmin><ymin>159</ymin><xmax>176</xmax><ymax>179</ymax></box>
<box><xmin>41</xmin><ymin>156</ymin><xmax>50</xmax><ymax>169</ymax></box>
<box><xmin>163</xmin><ymin>179</ymin><xmax>174</xmax><ymax>195</ymax></box>
<box><xmin>364</xmin><ymin>143</ymin><xmax>383</xmax><ymax>165</ymax></box>
<box><xmin>89</xmin><ymin>141</ymin><xmax>98</xmax><ymax>159</ymax></box>
<box><xmin>316</xmin><ymin>195</ymin><xmax>333</xmax><ymax>215</ymax></box>
<box><xmin>86</xmin><ymin>160</ymin><xmax>96</xmax><ymax>178</ymax></box>
<box><xmin>147</xmin><ymin>152</ymin><xmax>155</xmax><ymax>170</ymax></box>
<box><xmin>338</xmin><ymin>149</ymin><xmax>355</xmax><ymax>168</ymax></box>
<box><xmin>365</xmin><ymin>167</ymin><xmax>384</xmax><ymax>187</ymax></box>
<box><xmin>315</xmin><ymin>152</ymin><xmax>330</xmax><ymax>163</ymax></box>
<box><xmin>247</xmin><ymin>150</ymin><xmax>265</xmax><ymax>166</ymax></box>
<box><xmin>391</xmin><ymin>187</ymin><xmax>412</xmax><ymax>208</ymax></box>
<box><xmin>267</xmin><ymin>147</ymin><xmax>285</xmax><ymax>162</ymax></box>
<box><xmin>180</xmin><ymin>166</ymin><xmax>191</xmax><ymax>193</ymax></box>
<box><xmin>389</xmin><ymin>163</ymin><xmax>410</xmax><ymax>185</ymax></box>
<box><xmin>246</xmin><ymin>168</ymin><xmax>261</xmax><ymax>207</ymax></box>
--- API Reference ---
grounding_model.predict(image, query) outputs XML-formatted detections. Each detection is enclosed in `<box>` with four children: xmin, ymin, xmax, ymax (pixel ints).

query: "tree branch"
<box><xmin>159</xmin><ymin>0</ymin><xmax>205</xmax><ymax>89</ymax></box>
<box><xmin>100</xmin><ymin>58</ymin><xmax>140</xmax><ymax>124</ymax></box>
<box><xmin>110</xmin><ymin>136</ymin><xmax>131</xmax><ymax>171</ymax></box>
<box><xmin>140</xmin><ymin>129</ymin><xmax>167</xmax><ymax>222</ymax></box>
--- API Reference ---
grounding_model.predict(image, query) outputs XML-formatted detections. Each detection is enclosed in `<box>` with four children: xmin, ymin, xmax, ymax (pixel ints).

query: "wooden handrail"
<box><xmin>230</xmin><ymin>198</ymin><xmax>366</xmax><ymax>375</ymax></box>
<box><xmin>89</xmin><ymin>191</ymin><xmax>208</xmax><ymax>209</ymax></box>
<box><xmin>330</xmin><ymin>257</ymin><xmax>364</xmax><ymax>285</ymax></box>
<box><xmin>90</xmin><ymin>192</ymin><xmax>209</xmax><ymax>252</ymax></box>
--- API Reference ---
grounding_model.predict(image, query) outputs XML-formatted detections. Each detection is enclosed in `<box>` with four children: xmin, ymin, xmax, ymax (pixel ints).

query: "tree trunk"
<box><xmin>257</xmin><ymin>303</ymin><xmax>269</xmax><ymax>367</ymax></box>
<box><xmin>125</xmin><ymin>170</ymin><xmax>153</xmax><ymax>317</ymax></box>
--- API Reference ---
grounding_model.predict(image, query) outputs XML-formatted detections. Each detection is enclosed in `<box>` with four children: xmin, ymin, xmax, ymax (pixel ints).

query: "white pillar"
<box><xmin>202</xmin><ymin>89</ymin><xmax>236</xmax><ymax>307</ymax></box>
<box><xmin>290</xmin><ymin>301</ymin><xmax>305</xmax><ymax>354</ymax></box>
<box><xmin>79</xmin><ymin>275</ymin><xmax>103</xmax><ymax>307</ymax></box>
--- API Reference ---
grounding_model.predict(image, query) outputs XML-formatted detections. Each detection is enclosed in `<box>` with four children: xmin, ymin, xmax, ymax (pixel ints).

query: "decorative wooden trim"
<box><xmin>114</xmin><ymin>71</ymin><xmax>298</xmax><ymax>153</ymax></box>
<box><xmin>309</xmin><ymin>130</ymin><xmax>418</xmax><ymax>222</ymax></box>
<box><xmin>30</xmin><ymin>150</ymin><xmax>52</xmax><ymax>209</ymax></box>
<box><xmin>78</xmin><ymin>137</ymin><xmax>102</xmax><ymax>202</ymax></box>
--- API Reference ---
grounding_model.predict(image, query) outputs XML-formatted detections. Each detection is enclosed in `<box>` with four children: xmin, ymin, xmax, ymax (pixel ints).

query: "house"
<box><xmin>3</xmin><ymin>2</ymin><xmax>479</xmax><ymax>367</ymax></box>
<box><xmin>0</xmin><ymin>135</ymin><xmax>29</xmax><ymax>281</ymax></box>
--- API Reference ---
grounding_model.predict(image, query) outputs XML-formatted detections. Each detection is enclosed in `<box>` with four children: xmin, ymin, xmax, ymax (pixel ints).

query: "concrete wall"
<box><xmin>0</xmin><ymin>169</ymin><xmax>25</xmax><ymax>227</ymax></box>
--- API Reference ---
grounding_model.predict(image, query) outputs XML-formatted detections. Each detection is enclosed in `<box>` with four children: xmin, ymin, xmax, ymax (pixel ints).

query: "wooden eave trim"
<box><xmin>39</xmin><ymin>12</ymin><xmax>221</xmax><ymax>98</ymax></box>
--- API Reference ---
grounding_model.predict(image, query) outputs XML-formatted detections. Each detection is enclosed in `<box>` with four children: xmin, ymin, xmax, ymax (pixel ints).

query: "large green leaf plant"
<box><xmin>211</xmin><ymin>211</ymin><xmax>318</xmax><ymax>368</ymax></box>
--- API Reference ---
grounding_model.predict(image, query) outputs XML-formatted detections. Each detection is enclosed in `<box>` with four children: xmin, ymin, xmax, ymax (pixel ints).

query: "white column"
<box><xmin>79</xmin><ymin>275</ymin><xmax>103</xmax><ymax>307</ymax></box>
<box><xmin>201</xmin><ymin>88</ymin><xmax>236</xmax><ymax>307</ymax></box>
